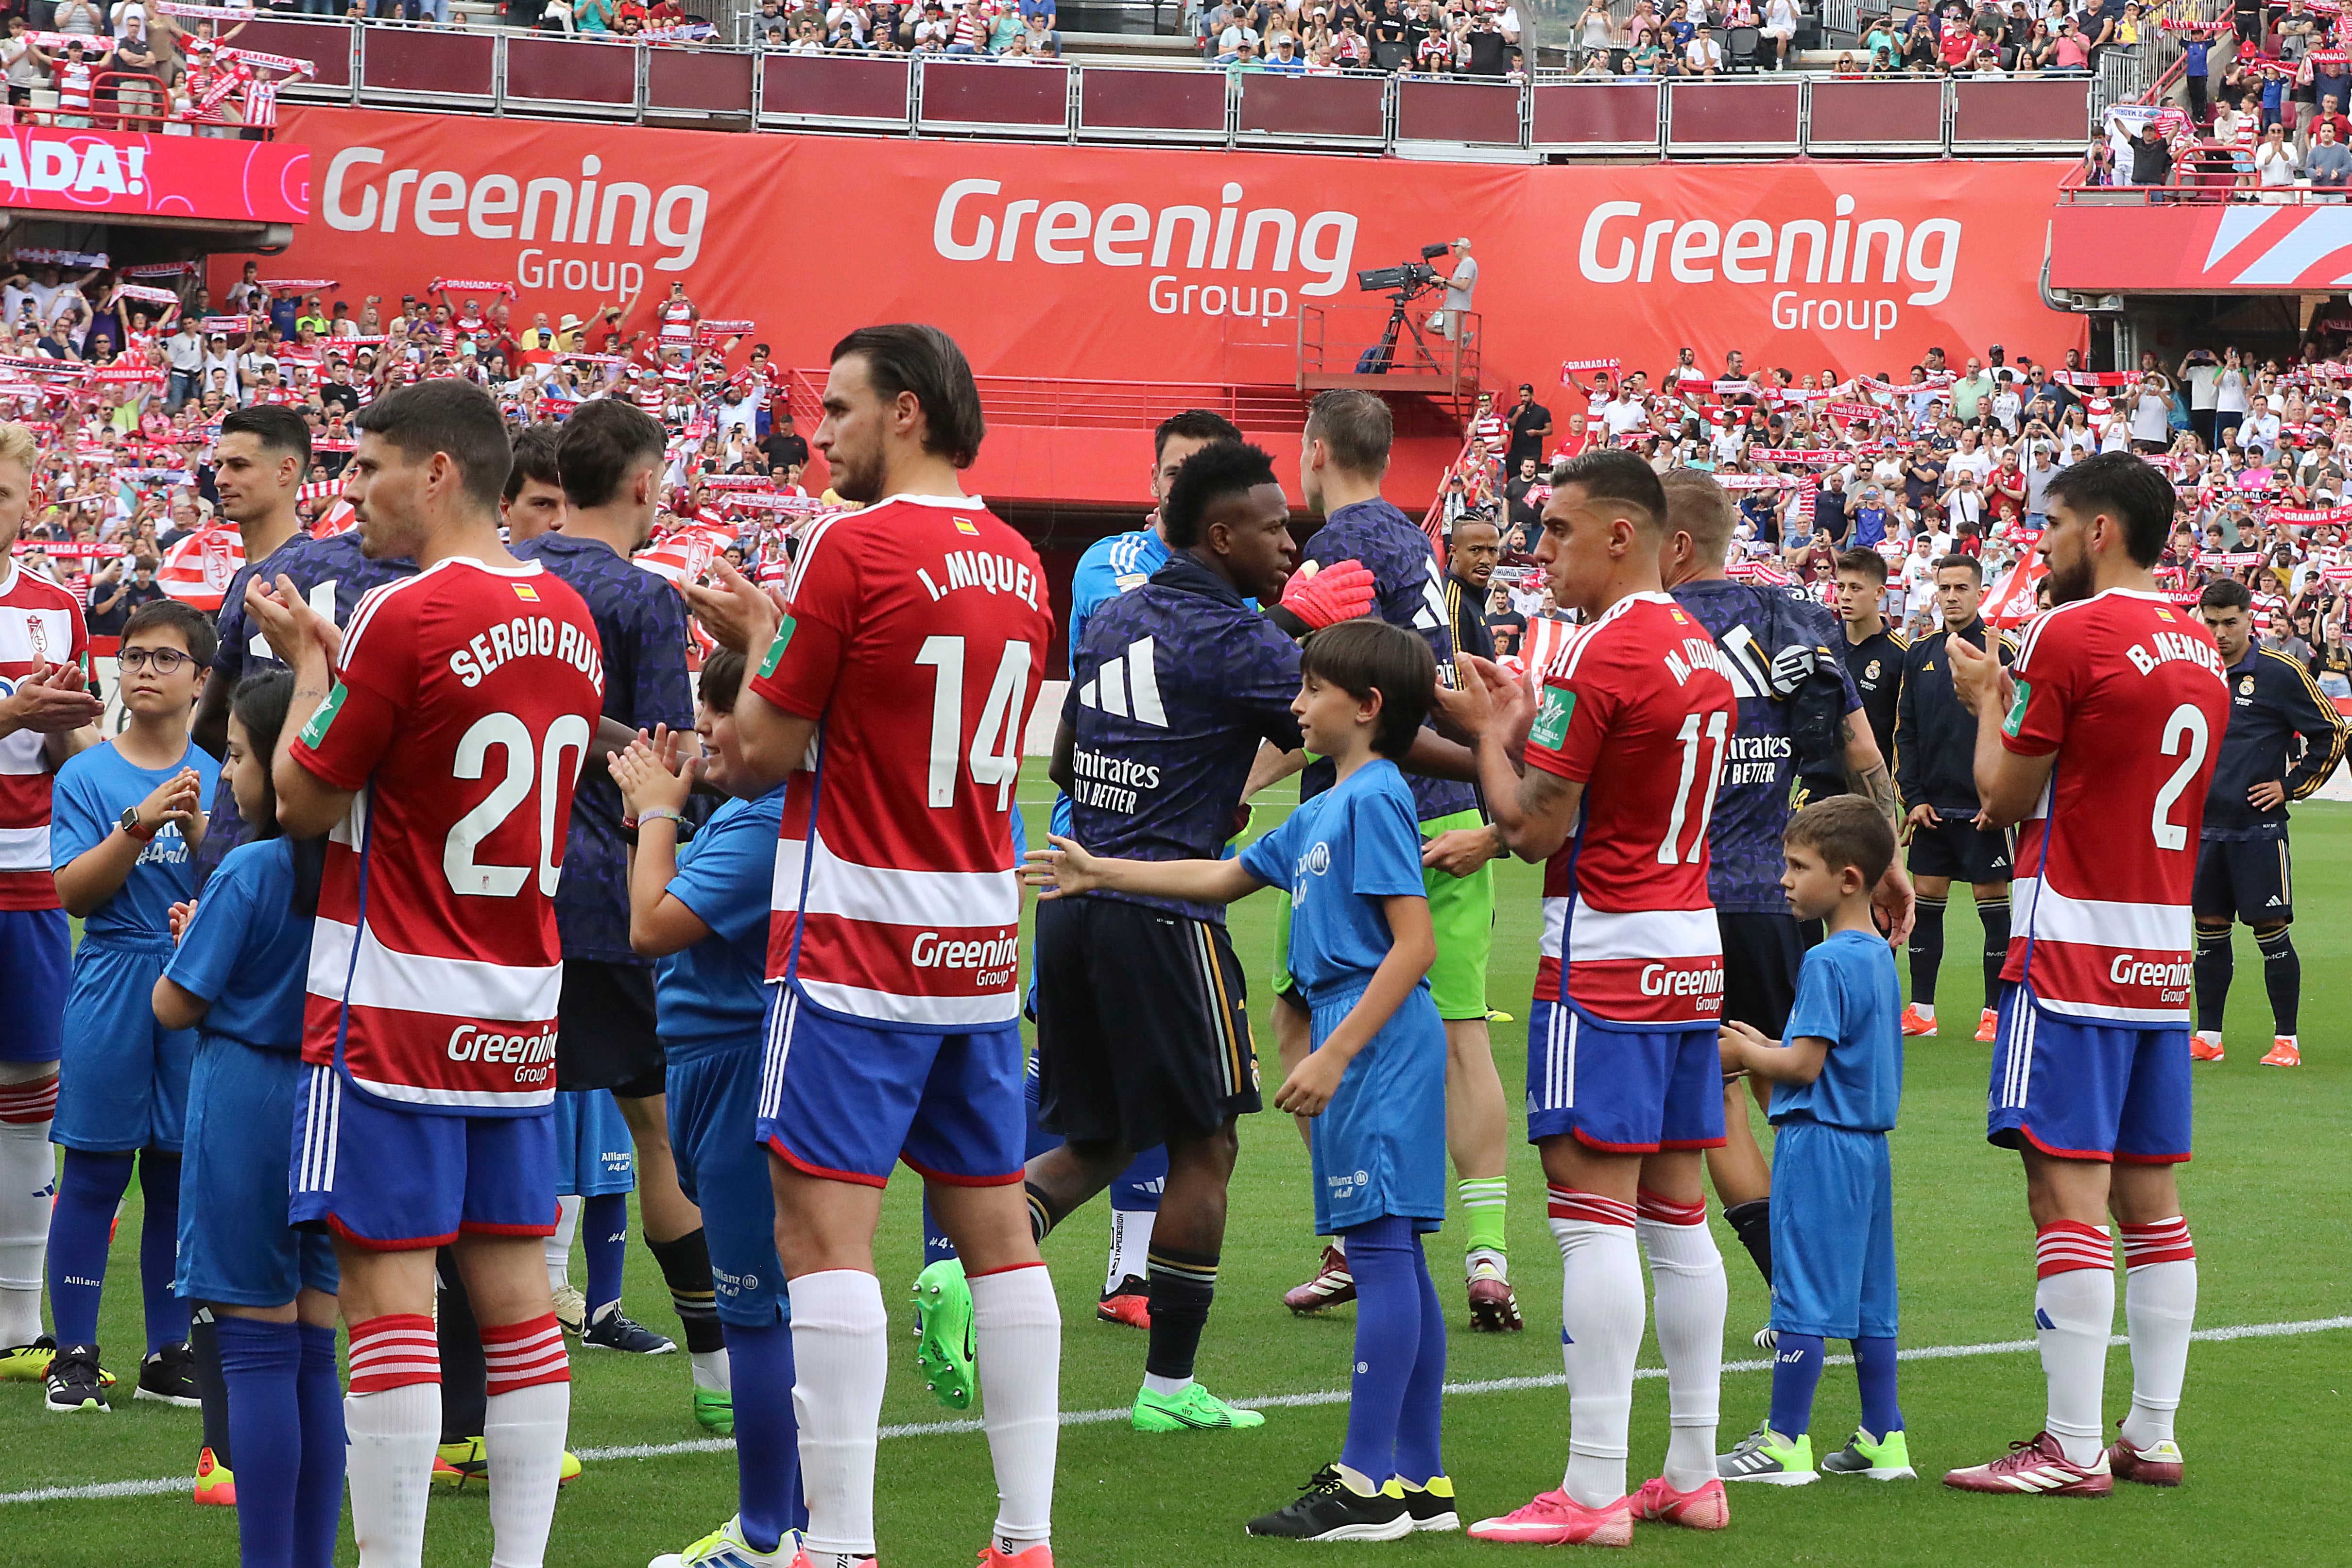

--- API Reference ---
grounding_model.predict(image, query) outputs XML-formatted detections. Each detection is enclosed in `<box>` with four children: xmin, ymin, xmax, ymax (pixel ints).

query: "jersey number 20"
<box><xmin>445</xmin><ymin>711</ymin><xmax>595</xmax><ymax>897</ymax></box>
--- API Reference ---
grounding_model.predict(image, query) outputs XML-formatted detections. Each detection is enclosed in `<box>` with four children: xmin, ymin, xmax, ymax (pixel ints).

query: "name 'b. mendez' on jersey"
<box><xmin>748</xmin><ymin>497</ymin><xmax>1054</xmax><ymax>1029</ymax></box>
<box><xmin>292</xmin><ymin>558</ymin><xmax>607</xmax><ymax>1113</ymax></box>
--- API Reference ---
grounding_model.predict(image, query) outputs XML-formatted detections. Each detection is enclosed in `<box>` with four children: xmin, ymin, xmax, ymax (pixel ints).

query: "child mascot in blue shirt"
<box><xmin>1031</xmin><ymin>618</ymin><xmax>1455</xmax><ymax>1542</ymax></box>
<box><xmin>1716</xmin><ymin>794</ymin><xmax>1912</xmax><ymax>1486</ymax></box>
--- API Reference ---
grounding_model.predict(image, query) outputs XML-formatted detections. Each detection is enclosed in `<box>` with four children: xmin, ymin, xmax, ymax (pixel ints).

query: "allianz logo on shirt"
<box><xmin>1078</xmin><ymin>637</ymin><xmax>1169</xmax><ymax>728</ymax></box>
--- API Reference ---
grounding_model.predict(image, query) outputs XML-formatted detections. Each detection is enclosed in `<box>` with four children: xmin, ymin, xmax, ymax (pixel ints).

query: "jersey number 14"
<box><xmin>914</xmin><ymin>635</ymin><xmax>1032</xmax><ymax>811</ymax></box>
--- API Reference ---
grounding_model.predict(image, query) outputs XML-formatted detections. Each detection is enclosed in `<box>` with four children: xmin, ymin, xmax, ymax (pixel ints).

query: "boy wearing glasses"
<box><xmin>42</xmin><ymin>599</ymin><xmax>219</xmax><ymax>1413</ymax></box>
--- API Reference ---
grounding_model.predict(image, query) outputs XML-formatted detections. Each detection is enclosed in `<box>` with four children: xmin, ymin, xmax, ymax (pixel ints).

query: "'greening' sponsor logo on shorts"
<box><xmin>1529</xmin><ymin>685</ymin><xmax>1575</xmax><ymax>750</ymax></box>
<box><xmin>298</xmin><ymin>683</ymin><xmax>347</xmax><ymax>749</ymax></box>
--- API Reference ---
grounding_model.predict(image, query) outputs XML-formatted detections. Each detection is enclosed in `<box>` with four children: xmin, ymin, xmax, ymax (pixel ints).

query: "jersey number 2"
<box><xmin>445</xmin><ymin>712</ymin><xmax>595</xmax><ymax>897</ymax></box>
<box><xmin>1658</xmin><ymin>709</ymin><xmax>1730</xmax><ymax>866</ymax></box>
<box><xmin>914</xmin><ymin>636</ymin><xmax>1031</xmax><ymax>810</ymax></box>
<box><xmin>2151</xmin><ymin>703</ymin><xmax>2209</xmax><ymax>852</ymax></box>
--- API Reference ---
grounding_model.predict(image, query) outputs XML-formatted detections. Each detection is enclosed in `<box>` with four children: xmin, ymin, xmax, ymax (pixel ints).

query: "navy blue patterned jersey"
<box><xmin>197</xmin><ymin>529</ymin><xmax>416</xmax><ymax>890</ymax></box>
<box><xmin>1063</xmin><ymin>554</ymin><xmax>1304</xmax><ymax>923</ymax></box>
<box><xmin>1670</xmin><ymin>578</ymin><xmax>1861</xmax><ymax>915</ymax></box>
<box><xmin>513</xmin><ymin>532</ymin><xmax>696</xmax><ymax>964</ymax></box>
<box><xmin>1296</xmin><ymin>498</ymin><xmax>1477</xmax><ymax>822</ymax></box>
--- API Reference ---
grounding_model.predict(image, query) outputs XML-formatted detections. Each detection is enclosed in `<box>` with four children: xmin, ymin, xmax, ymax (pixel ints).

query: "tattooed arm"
<box><xmin>1842</xmin><ymin>708</ymin><xmax>1915</xmax><ymax>944</ymax></box>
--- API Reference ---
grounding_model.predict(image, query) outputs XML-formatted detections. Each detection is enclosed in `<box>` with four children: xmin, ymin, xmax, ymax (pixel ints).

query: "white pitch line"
<box><xmin>8</xmin><ymin>1314</ymin><xmax>2346</xmax><ymax>1507</ymax></box>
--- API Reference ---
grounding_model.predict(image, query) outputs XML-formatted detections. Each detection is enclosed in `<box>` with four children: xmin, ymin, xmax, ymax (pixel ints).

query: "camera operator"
<box><xmin>1436</xmin><ymin>235</ymin><xmax>1476</xmax><ymax>342</ymax></box>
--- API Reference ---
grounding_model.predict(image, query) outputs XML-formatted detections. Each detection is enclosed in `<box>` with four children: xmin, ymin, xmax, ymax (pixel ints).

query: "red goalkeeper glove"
<box><xmin>1278</xmin><ymin>559</ymin><xmax>1376</xmax><ymax>631</ymax></box>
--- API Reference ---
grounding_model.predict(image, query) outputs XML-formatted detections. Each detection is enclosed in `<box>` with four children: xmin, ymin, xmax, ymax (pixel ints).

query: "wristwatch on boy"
<box><xmin>119</xmin><ymin>804</ymin><xmax>157</xmax><ymax>844</ymax></box>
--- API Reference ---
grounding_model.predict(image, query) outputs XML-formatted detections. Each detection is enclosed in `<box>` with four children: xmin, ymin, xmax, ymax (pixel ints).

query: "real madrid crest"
<box><xmin>1865</xmin><ymin>659</ymin><xmax>1882</xmax><ymax>681</ymax></box>
<box><xmin>2239</xmin><ymin>676</ymin><xmax>2256</xmax><ymax>696</ymax></box>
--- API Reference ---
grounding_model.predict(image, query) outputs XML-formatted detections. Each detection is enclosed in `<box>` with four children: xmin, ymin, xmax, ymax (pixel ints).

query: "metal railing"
<box><xmin>231</xmin><ymin>18</ymin><xmax>2093</xmax><ymax>157</ymax></box>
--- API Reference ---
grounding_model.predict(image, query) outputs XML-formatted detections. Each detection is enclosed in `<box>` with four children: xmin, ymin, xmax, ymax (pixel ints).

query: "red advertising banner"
<box><xmin>0</xmin><ymin>126</ymin><xmax>307</xmax><ymax>222</ymax></box>
<box><xmin>244</xmin><ymin>106</ymin><xmax>2079</xmax><ymax>394</ymax></box>
<box><xmin>2049</xmin><ymin>202</ymin><xmax>2352</xmax><ymax>293</ymax></box>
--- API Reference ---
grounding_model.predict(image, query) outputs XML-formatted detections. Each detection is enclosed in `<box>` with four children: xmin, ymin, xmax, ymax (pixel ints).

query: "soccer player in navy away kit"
<box><xmin>1275</xmin><ymin>389</ymin><xmax>1518</xmax><ymax>1334</ymax></box>
<box><xmin>517</xmin><ymin>399</ymin><xmax>725</xmax><ymax>1412</ymax></box>
<box><xmin>1896</xmin><ymin>554</ymin><xmax>2018</xmax><ymax>1046</ymax></box>
<box><xmin>1834</xmin><ymin>549</ymin><xmax>1907</xmax><ymax>767</ymax></box>
<box><xmin>2190</xmin><ymin>578</ymin><xmax>2345</xmax><ymax>1068</ymax></box>
<box><xmin>683</xmin><ymin>325</ymin><xmax>1062</xmax><ymax>1568</ymax></box>
<box><xmin>153</xmin><ymin>668</ymin><xmax>347</xmax><ymax>1568</ymax></box>
<box><xmin>1944</xmin><ymin>453</ymin><xmax>2228</xmax><ymax>1497</ymax></box>
<box><xmin>45</xmin><ymin>598</ymin><xmax>220</xmax><ymax>1414</ymax></box>
<box><xmin>1020</xmin><ymin>408</ymin><xmax>1245</xmax><ymax>1329</ymax></box>
<box><xmin>0</xmin><ymin>417</ymin><xmax>104</xmax><ymax>1387</ymax></box>
<box><xmin>1031</xmin><ymin>619</ymin><xmax>1452</xmax><ymax>1542</ymax></box>
<box><xmin>1024</xmin><ymin>441</ymin><xmax>1307</xmax><ymax>1434</ymax></box>
<box><xmin>1654</xmin><ymin>473</ymin><xmax>1911</xmax><ymax>1315</ymax></box>
<box><xmin>612</xmin><ymin>650</ymin><xmax>808</xmax><ymax>1568</ymax></box>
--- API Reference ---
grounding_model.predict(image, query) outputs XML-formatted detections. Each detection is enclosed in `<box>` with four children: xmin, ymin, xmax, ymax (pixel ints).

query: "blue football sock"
<box><xmin>1111</xmin><ymin>1144</ymin><xmax>1168</xmax><ymax>1213</ymax></box>
<box><xmin>583</xmin><ymin>1193</ymin><xmax>628</xmax><ymax>1323</ymax></box>
<box><xmin>1853</xmin><ymin>1335</ymin><xmax>1904</xmax><ymax>1437</ymax></box>
<box><xmin>1337</xmin><ymin>1214</ymin><xmax>1418</xmax><ymax>1485</ymax></box>
<box><xmin>295</xmin><ymin>1322</ymin><xmax>346</xmax><ymax>1568</ymax></box>
<box><xmin>724</xmin><ymin>1319</ymin><xmax>807</xmax><ymax>1551</ymax></box>
<box><xmin>217</xmin><ymin>1315</ymin><xmax>301</xmax><ymax>1568</ymax></box>
<box><xmin>138</xmin><ymin>1151</ymin><xmax>188</xmax><ymax>1353</ymax></box>
<box><xmin>920</xmin><ymin>1197</ymin><xmax>958</xmax><ymax>1268</ymax></box>
<box><xmin>1392</xmin><ymin>1232</ymin><xmax>1448</xmax><ymax>1487</ymax></box>
<box><xmin>1768</xmin><ymin>1333</ymin><xmax>1827</xmax><ymax>1440</ymax></box>
<box><xmin>46</xmin><ymin>1148</ymin><xmax>134</xmax><ymax>1346</ymax></box>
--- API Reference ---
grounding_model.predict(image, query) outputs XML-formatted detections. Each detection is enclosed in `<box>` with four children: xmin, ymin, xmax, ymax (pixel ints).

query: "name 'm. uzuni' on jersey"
<box><xmin>292</xmin><ymin>557</ymin><xmax>606</xmax><ymax>1113</ymax></box>
<box><xmin>2001</xmin><ymin>590</ymin><xmax>2230</xmax><ymax>1025</ymax></box>
<box><xmin>1524</xmin><ymin>592</ymin><xmax>1735</xmax><ymax>1026</ymax></box>
<box><xmin>0</xmin><ymin>560</ymin><xmax>88</xmax><ymax>909</ymax></box>
<box><xmin>750</xmin><ymin>496</ymin><xmax>1054</xmax><ymax>1030</ymax></box>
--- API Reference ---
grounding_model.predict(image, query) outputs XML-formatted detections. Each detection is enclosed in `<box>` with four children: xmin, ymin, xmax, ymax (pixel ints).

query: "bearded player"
<box><xmin>250</xmin><ymin>380</ymin><xmax>605</xmax><ymax>1568</ymax></box>
<box><xmin>1942</xmin><ymin>452</ymin><xmax>2228</xmax><ymax>1497</ymax></box>
<box><xmin>685</xmin><ymin>325</ymin><xmax>1060</xmax><ymax>1568</ymax></box>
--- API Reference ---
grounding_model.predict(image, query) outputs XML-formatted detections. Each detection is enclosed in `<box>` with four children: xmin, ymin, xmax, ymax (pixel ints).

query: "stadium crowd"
<box><xmin>1435</xmin><ymin>338</ymin><xmax>2352</xmax><ymax>699</ymax></box>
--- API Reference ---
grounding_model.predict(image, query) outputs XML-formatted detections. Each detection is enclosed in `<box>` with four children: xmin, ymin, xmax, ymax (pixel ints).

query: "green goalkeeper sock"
<box><xmin>1459</xmin><ymin>1177</ymin><xmax>1509</xmax><ymax>1275</ymax></box>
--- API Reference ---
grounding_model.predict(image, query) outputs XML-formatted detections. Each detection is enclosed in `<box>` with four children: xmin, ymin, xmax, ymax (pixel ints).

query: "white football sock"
<box><xmin>970</xmin><ymin>1263</ymin><xmax>1061</xmax><ymax>1553</ymax></box>
<box><xmin>1638</xmin><ymin>1211</ymin><xmax>1726</xmax><ymax>1494</ymax></box>
<box><xmin>546</xmin><ymin>1195</ymin><xmax>582</xmax><ymax>1291</ymax></box>
<box><xmin>691</xmin><ymin>1346</ymin><xmax>731</xmax><ymax>1394</ymax></box>
<box><xmin>1104</xmin><ymin>1207</ymin><xmax>1155</xmax><ymax>1295</ymax></box>
<box><xmin>1550</xmin><ymin>1192</ymin><xmax>1644</xmax><ymax>1509</ymax></box>
<box><xmin>1913</xmin><ymin>1002</ymin><xmax>1936</xmax><ymax>1021</ymax></box>
<box><xmin>0</xmin><ymin>1082</ymin><xmax>55</xmax><ymax>1349</ymax></box>
<box><xmin>345</xmin><ymin>1381</ymin><xmax>440</xmax><ymax>1568</ymax></box>
<box><xmin>789</xmin><ymin>1270</ymin><xmax>889</xmax><ymax>1558</ymax></box>
<box><xmin>2119</xmin><ymin>1219</ymin><xmax>2197</xmax><ymax>1451</ymax></box>
<box><xmin>483</xmin><ymin>1381</ymin><xmax>571</xmax><ymax>1568</ymax></box>
<box><xmin>2034</xmin><ymin>1246</ymin><xmax>2114</xmax><ymax>1467</ymax></box>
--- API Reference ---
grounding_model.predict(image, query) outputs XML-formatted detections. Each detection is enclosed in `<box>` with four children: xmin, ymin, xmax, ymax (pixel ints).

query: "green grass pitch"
<box><xmin>5</xmin><ymin>791</ymin><xmax>2349</xmax><ymax>1567</ymax></box>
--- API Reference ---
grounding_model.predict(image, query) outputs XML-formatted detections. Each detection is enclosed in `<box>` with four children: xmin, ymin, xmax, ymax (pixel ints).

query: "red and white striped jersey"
<box><xmin>292</xmin><ymin>557</ymin><xmax>606</xmax><ymax>1113</ymax></box>
<box><xmin>240</xmin><ymin>76</ymin><xmax>278</xmax><ymax>128</ymax></box>
<box><xmin>2001</xmin><ymin>588</ymin><xmax>2229</xmax><ymax>1025</ymax></box>
<box><xmin>750</xmin><ymin>495</ymin><xmax>1053</xmax><ymax>1029</ymax></box>
<box><xmin>657</xmin><ymin>298</ymin><xmax>694</xmax><ymax>345</ymax></box>
<box><xmin>54</xmin><ymin>62</ymin><xmax>92</xmax><ymax>113</ymax></box>
<box><xmin>0</xmin><ymin>560</ymin><xmax>88</xmax><ymax>909</ymax></box>
<box><xmin>1524</xmin><ymin>592</ymin><xmax>1734</xmax><ymax>1026</ymax></box>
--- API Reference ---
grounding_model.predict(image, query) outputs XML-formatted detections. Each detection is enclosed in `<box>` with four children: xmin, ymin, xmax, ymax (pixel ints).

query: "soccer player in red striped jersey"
<box><xmin>247</xmin><ymin>381</ymin><xmax>606</xmax><ymax>1568</ymax></box>
<box><xmin>1430</xmin><ymin>450</ymin><xmax>1738</xmax><ymax>1546</ymax></box>
<box><xmin>687</xmin><ymin>325</ymin><xmax>1060</xmax><ymax>1568</ymax></box>
<box><xmin>0</xmin><ymin>420</ymin><xmax>103</xmax><ymax>1380</ymax></box>
<box><xmin>1942</xmin><ymin>452</ymin><xmax>2229</xmax><ymax>1498</ymax></box>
